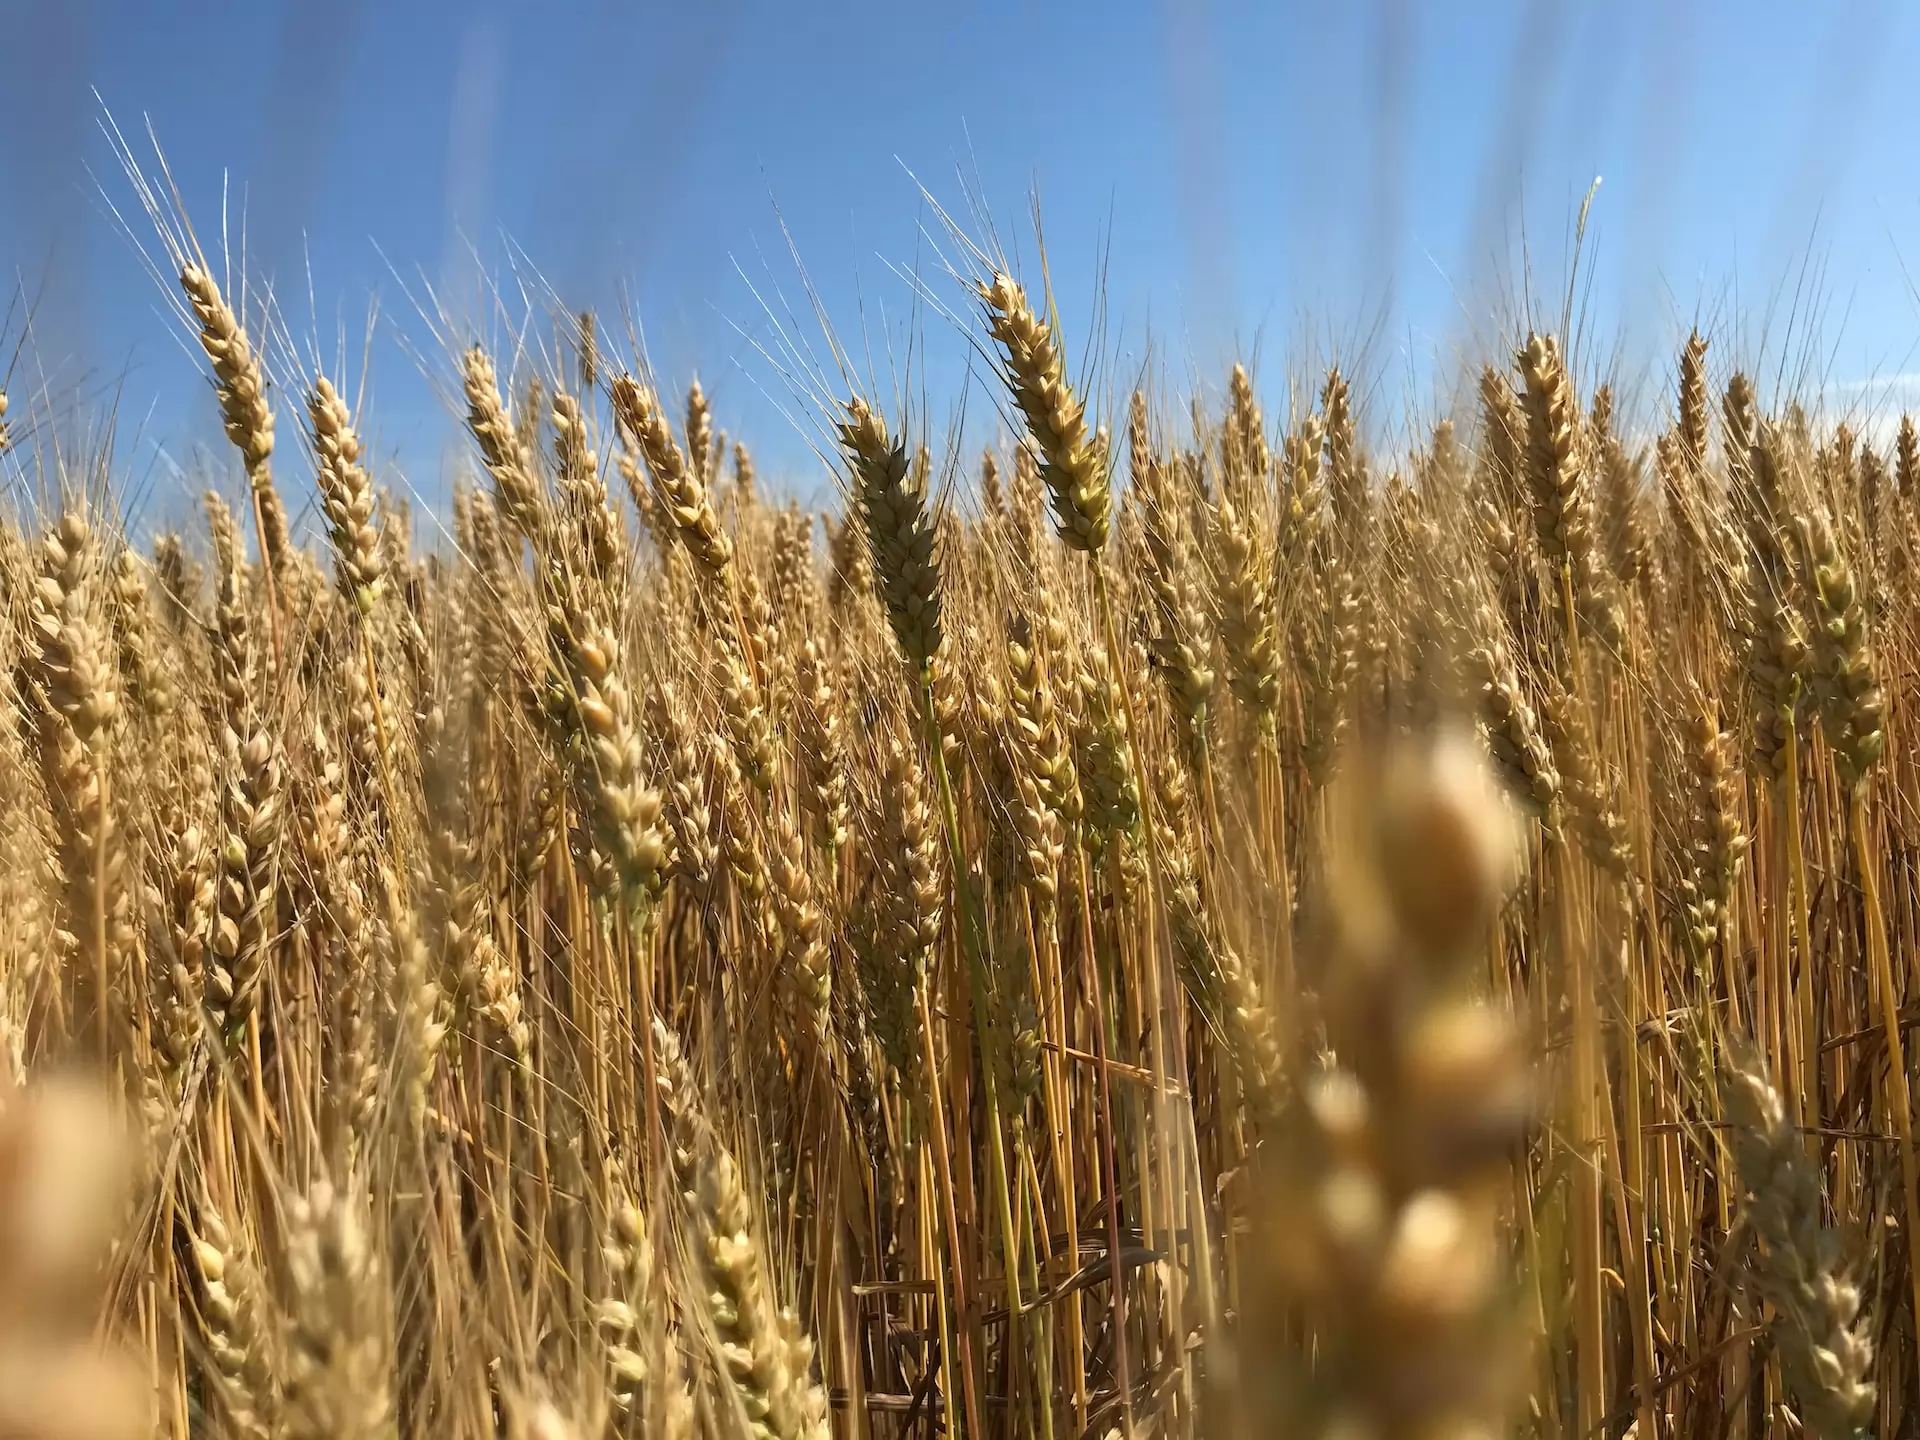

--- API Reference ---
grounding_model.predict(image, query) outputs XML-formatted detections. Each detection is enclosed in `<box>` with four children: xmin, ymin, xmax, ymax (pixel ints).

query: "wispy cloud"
<box><xmin>1824</xmin><ymin>372</ymin><xmax>1920</xmax><ymax>397</ymax></box>
<box><xmin>1817</xmin><ymin>372</ymin><xmax>1920</xmax><ymax>448</ymax></box>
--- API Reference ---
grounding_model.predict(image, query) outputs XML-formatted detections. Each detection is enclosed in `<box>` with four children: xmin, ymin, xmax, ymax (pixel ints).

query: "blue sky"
<box><xmin>1</xmin><ymin>0</ymin><xmax>1917</xmax><ymax>529</ymax></box>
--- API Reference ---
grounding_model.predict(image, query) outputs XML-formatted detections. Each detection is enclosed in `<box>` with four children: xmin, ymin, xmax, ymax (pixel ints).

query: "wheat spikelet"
<box><xmin>463</xmin><ymin>345</ymin><xmax>548</xmax><ymax>546</ymax></box>
<box><xmin>1324</xmin><ymin>365</ymin><xmax>1368</xmax><ymax>547</ymax></box>
<box><xmin>647</xmin><ymin>1021</ymin><xmax>827</xmax><ymax>1439</ymax></box>
<box><xmin>824</xmin><ymin>507</ymin><xmax>873</xmax><ymax>617</ymax></box>
<box><xmin>180</xmin><ymin>266</ymin><xmax>272</xmax><ymax>482</ymax></box>
<box><xmin>691</xmin><ymin>1148</ymin><xmax>829</xmax><ymax>1440</ymax></box>
<box><xmin>650</xmin><ymin>681</ymin><xmax>720</xmax><ymax>892</ymax></box>
<box><xmin>1476</xmin><ymin>365</ymin><xmax>1525</xmax><ymax>513</ymax></box>
<box><xmin>1678</xmin><ymin>700</ymin><xmax>1749</xmax><ymax>962</ymax></box>
<box><xmin>1678</xmin><ymin>328</ymin><xmax>1710</xmax><ymax>476</ymax></box>
<box><xmin>1005</xmin><ymin>609</ymin><xmax>1081</xmax><ymax>834</ymax></box>
<box><xmin>1214</xmin><ymin>493</ymin><xmax>1280</xmax><ymax>728</ymax></box>
<box><xmin>25</xmin><ymin>511</ymin><xmax>134</xmax><ymax>1031</ymax></box>
<box><xmin>717</xmin><ymin>632</ymin><xmax>775</xmax><ymax>795</ymax></box>
<box><xmin>1281</xmin><ymin>412</ymin><xmax>1327</xmax><ymax>554</ymax></box>
<box><xmin>1071</xmin><ymin>643</ymin><xmax>1140</xmax><ymax>852</ymax></box>
<box><xmin>189</xmin><ymin>1202</ymin><xmax>277</xmax><ymax>1440</ymax></box>
<box><xmin>874</xmin><ymin>736</ymin><xmax>942</xmax><ymax>981</ymax></box>
<box><xmin>207</xmin><ymin>725</ymin><xmax>285</xmax><ymax>1043</ymax></box>
<box><xmin>793</xmin><ymin>640</ymin><xmax>850</xmax><ymax>856</ymax></box>
<box><xmin>540</xmin><ymin>561</ymin><xmax>666</xmax><ymax>910</ymax></box>
<box><xmin>1008</xmin><ymin>439</ymin><xmax>1045</xmax><ymax>557</ymax></box>
<box><xmin>108</xmin><ymin>550</ymin><xmax>171</xmax><ymax>719</ymax></box>
<box><xmin>1297</xmin><ymin>565</ymin><xmax>1362</xmax><ymax>786</ymax></box>
<box><xmin>1860</xmin><ymin>442</ymin><xmax>1888</xmax><ymax>550</ymax></box>
<box><xmin>596</xmin><ymin>1191</ymin><xmax>692</xmax><ymax>1431</ymax></box>
<box><xmin>552</xmin><ymin>387</ymin><xmax>624</xmax><ymax>582</ymax></box>
<box><xmin>1225</xmin><ymin>362</ymin><xmax>1267</xmax><ymax>478</ymax></box>
<box><xmin>979</xmin><ymin>272</ymin><xmax>1110</xmax><ymax>553</ymax></box>
<box><xmin>1724</xmin><ymin>1056</ymin><xmax>1875</xmax><ymax>1436</ymax></box>
<box><xmin>1454</xmin><ymin>584</ymin><xmax>1558</xmax><ymax>817</ymax></box>
<box><xmin>979</xmin><ymin>447</ymin><xmax>1004</xmax><ymax>520</ymax></box>
<box><xmin>28</xmin><ymin>512</ymin><xmax>120</xmax><ymax>756</ymax></box>
<box><xmin>732</xmin><ymin>439</ymin><xmax>758</xmax><ymax>508</ymax></box>
<box><xmin>1155</xmin><ymin>759</ymin><xmax>1285</xmax><ymax>1121</ymax></box>
<box><xmin>768</xmin><ymin>803</ymin><xmax>831</xmax><ymax>1042</ymax></box>
<box><xmin>834</xmin><ymin>397</ymin><xmax>942</xmax><ymax>675</ymax></box>
<box><xmin>150</xmin><ymin>531</ymin><xmax>200</xmax><ymax>635</ymax></box>
<box><xmin>1517</xmin><ymin>333</ymin><xmax>1590</xmax><ymax>572</ymax></box>
<box><xmin>294</xmin><ymin>720</ymin><xmax>382</xmax><ymax>1133</ymax></box>
<box><xmin>1745</xmin><ymin>426</ymin><xmax>1812</xmax><ymax>777</ymax></box>
<box><xmin>1541</xmin><ymin>682</ymin><xmax>1633</xmax><ymax>881</ymax></box>
<box><xmin>309</xmin><ymin>376</ymin><xmax>386</xmax><ymax>611</ymax></box>
<box><xmin>1132</xmin><ymin>390</ymin><xmax>1215</xmax><ymax>764</ymax></box>
<box><xmin>1592</xmin><ymin>389</ymin><xmax>1648</xmax><ymax>590</ymax></box>
<box><xmin>180</xmin><ymin>264</ymin><xmax>291</xmax><ymax>573</ymax></box>
<box><xmin>153</xmin><ymin>813</ymin><xmax>213</xmax><ymax>1083</ymax></box>
<box><xmin>203</xmin><ymin>491</ymin><xmax>253</xmax><ymax>723</ymax></box>
<box><xmin>683</xmin><ymin>378</ymin><xmax>717</xmax><ymax>490</ymax></box>
<box><xmin>767</xmin><ymin>506</ymin><xmax>815</xmax><ymax>623</ymax></box>
<box><xmin>1723</xmin><ymin>372</ymin><xmax>1757</xmax><ymax>481</ymax></box>
<box><xmin>714</xmin><ymin>733</ymin><xmax>771</xmax><ymax>938</ymax></box>
<box><xmin>280</xmin><ymin>1177</ymin><xmax>391</xmax><ymax>1440</ymax></box>
<box><xmin>611</xmin><ymin>375</ymin><xmax>733</xmax><ymax>583</ymax></box>
<box><xmin>1801</xmin><ymin>505</ymin><xmax>1886</xmax><ymax>789</ymax></box>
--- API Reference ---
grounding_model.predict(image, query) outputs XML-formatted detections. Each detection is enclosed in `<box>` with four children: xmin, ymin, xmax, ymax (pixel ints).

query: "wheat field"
<box><xmin>0</xmin><ymin>136</ymin><xmax>1910</xmax><ymax>1440</ymax></box>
